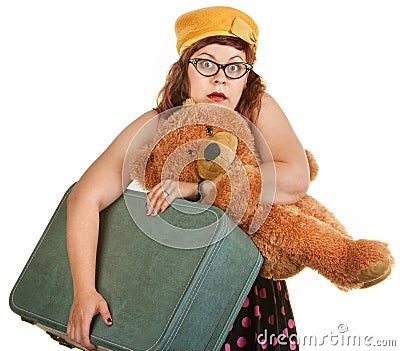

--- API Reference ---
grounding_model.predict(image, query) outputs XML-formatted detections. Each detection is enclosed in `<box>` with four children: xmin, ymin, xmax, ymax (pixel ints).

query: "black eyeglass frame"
<box><xmin>188</xmin><ymin>58</ymin><xmax>253</xmax><ymax>79</ymax></box>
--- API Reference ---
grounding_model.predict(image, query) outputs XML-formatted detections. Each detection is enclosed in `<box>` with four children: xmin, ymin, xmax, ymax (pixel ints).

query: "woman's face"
<box><xmin>187</xmin><ymin>44</ymin><xmax>249</xmax><ymax>110</ymax></box>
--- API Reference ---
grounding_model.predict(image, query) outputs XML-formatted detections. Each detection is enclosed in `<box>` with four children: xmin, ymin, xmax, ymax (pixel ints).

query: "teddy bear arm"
<box><xmin>211</xmin><ymin>164</ymin><xmax>262</xmax><ymax>225</ymax></box>
<box><xmin>209</xmin><ymin>172</ymin><xmax>231</xmax><ymax>212</ymax></box>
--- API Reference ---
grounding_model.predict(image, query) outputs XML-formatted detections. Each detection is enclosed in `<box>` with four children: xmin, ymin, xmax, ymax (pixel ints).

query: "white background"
<box><xmin>1</xmin><ymin>1</ymin><xmax>399</xmax><ymax>350</ymax></box>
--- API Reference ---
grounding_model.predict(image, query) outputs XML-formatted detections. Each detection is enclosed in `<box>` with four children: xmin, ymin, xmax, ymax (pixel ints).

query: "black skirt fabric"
<box><xmin>221</xmin><ymin>276</ymin><xmax>299</xmax><ymax>350</ymax></box>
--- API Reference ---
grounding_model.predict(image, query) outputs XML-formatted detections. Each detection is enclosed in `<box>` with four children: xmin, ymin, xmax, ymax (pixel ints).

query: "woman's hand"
<box><xmin>198</xmin><ymin>179</ymin><xmax>217</xmax><ymax>205</ymax></box>
<box><xmin>146</xmin><ymin>180</ymin><xmax>198</xmax><ymax>216</ymax></box>
<box><xmin>67</xmin><ymin>289</ymin><xmax>112</xmax><ymax>350</ymax></box>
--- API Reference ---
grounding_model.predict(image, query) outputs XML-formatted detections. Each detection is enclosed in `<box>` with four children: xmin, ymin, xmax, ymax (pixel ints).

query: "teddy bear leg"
<box><xmin>295</xmin><ymin>195</ymin><xmax>352</xmax><ymax>238</ymax></box>
<box><xmin>348</xmin><ymin>239</ymin><xmax>393</xmax><ymax>289</ymax></box>
<box><xmin>264</xmin><ymin>206</ymin><xmax>393</xmax><ymax>290</ymax></box>
<box><xmin>294</xmin><ymin>196</ymin><xmax>394</xmax><ymax>288</ymax></box>
<box><xmin>250</xmin><ymin>229</ymin><xmax>306</xmax><ymax>280</ymax></box>
<box><xmin>314</xmin><ymin>236</ymin><xmax>393</xmax><ymax>290</ymax></box>
<box><xmin>359</xmin><ymin>261</ymin><xmax>392</xmax><ymax>288</ymax></box>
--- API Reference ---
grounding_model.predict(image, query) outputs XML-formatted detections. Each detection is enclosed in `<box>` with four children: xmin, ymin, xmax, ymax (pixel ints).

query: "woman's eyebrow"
<box><xmin>197</xmin><ymin>52</ymin><xmax>216</xmax><ymax>59</ymax></box>
<box><xmin>196</xmin><ymin>52</ymin><xmax>246</xmax><ymax>62</ymax></box>
<box><xmin>229</xmin><ymin>55</ymin><xmax>246</xmax><ymax>61</ymax></box>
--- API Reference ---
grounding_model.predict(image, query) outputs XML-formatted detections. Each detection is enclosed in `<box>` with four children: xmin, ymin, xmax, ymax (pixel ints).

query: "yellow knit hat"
<box><xmin>175</xmin><ymin>6</ymin><xmax>258</xmax><ymax>55</ymax></box>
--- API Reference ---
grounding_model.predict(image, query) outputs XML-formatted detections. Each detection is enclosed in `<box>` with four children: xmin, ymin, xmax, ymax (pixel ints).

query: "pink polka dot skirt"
<box><xmin>221</xmin><ymin>276</ymin><xmax>299</xmax><ymax>350</ymax></box>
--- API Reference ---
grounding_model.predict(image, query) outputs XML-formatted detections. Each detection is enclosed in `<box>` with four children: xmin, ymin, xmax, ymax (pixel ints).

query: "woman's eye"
<box><xmin>201</xmin><ymin>60</ymin><xmax>214</xmax><ymax>69</ymax></box>
<box><xmin>227</xmin><ymin>64</ymin><xmax>240</xmax><ymax>72</ymax></box>
<box><xmin>206</xmin><ymin>127</ymin><xmax>213</xmax><ymax>136</ymax></box>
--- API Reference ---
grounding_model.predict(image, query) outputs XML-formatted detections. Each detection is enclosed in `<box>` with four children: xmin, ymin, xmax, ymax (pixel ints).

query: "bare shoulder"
<box><xmin>254</xmin><ymin>92</ymin><xmax>305</xmax><ymax>163</ymax></box>
<box><xmin>255</xmin><ymin>92</ymin><xmax>286</xmax><ymax>127</ymax></box>
<box><xmin>119</xmin><ymin>109</ymin><xmax>159</xmax><ymax>140</ymax></box>
<box><xmin>254</xmin><ymin>92</ymin><xmax>295</xmax><ymax>142</ymax></box>
<box><xmin>107</xmin><ymin>109</ymin><xmax>159</xmax><ymax>153</ymax></box>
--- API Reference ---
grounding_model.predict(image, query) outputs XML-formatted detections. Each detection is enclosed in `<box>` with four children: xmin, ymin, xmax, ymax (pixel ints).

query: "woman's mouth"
<box><xmin>207</xmin><ymin>92</ymin><xmax>227</xmax><ymax>102</ymax></box>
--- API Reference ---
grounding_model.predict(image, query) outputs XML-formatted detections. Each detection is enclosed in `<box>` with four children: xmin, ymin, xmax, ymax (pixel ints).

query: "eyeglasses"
<box><xmin>188</xmin><ymin>58</ymin><xmax>253</xmax><ymax>79</ymax></box>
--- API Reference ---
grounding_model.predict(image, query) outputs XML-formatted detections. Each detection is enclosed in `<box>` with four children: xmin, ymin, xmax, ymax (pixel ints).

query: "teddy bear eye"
<box><xmin>206</xmin><ymin>127</ymin><xmax>213</xmax><ymax>136</ymax></box>
<box><xmin>187</xmin><ymin>149</ymin><xmax>194</xmax><ymax>156</ymax></box>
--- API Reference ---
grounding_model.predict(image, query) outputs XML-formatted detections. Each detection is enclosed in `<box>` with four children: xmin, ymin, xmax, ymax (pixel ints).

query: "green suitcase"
<box><xmin>9</xmin><ymin>185</ymin><xmax>263</xmax><ymax>351</ymax></box>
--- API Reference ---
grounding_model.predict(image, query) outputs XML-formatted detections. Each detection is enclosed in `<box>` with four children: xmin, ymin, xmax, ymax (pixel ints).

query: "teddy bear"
<box><xmin>129</xmin><ymin>103</ymin><xmax>393</xmax><ymax>291</ymax></box>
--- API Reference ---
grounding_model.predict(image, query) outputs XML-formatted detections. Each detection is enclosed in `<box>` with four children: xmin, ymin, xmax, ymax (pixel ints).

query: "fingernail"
<box><xmin>107</xmin><ymin>318</ymin><xmax>113</xmax><ymax>324</ymax></box>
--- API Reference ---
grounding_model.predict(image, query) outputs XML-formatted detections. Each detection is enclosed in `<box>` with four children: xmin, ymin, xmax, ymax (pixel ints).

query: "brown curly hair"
<box><xmin>155</xmin><ymin>36</ymin><xmax>266</xmax><ymax>123</ymax></box>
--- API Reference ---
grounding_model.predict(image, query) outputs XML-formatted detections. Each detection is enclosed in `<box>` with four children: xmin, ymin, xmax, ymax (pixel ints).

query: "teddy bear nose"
<box><xmin>204</xmin><ymin>142</ymin><xmax>221</xmax><ymax>161</ymax></box>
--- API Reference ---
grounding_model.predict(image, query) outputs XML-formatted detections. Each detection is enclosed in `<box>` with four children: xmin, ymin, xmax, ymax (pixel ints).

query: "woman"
<box><xmin>66</xmin><ymin>6</ymin><xmax>309</xmax><ymax>351</ymax></box>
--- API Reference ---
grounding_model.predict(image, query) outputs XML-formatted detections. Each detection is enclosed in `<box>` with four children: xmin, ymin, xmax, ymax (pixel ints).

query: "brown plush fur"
<box><xmin>130</xmin><ymin>104</ymin><xmax>393</xmax><ymax>291</ymax></box>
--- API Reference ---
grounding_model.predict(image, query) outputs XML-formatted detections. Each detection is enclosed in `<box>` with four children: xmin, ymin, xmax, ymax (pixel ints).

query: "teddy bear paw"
<box><xmin>357</xmin><ymin>257</ymin><xmax>393</xmax><ymax>289</ymax></box>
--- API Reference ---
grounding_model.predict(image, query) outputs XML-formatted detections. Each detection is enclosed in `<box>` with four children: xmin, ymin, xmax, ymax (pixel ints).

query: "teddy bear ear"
<box><xmin>130</xmin><ymin>143</ymin><xmax>169</xmax><ymax>191</ymax></box>
<box><xmin>129</xmin><ymin>144</ymin><xmax>154</xmax><ymax>188</ymax></box>
<box><xmin>129</xmin><ymin>148</ymin><xmax>147</xmax><ymax>184</ymax></box>
<box><xmin>182</xmin><ymin>98</ymin><xmax>196</xmax><ymax>106</ymax></box>
<box><xmin>305</xmin><ymin>149</ymin><xmax>319</xmax><ymax>181</ymax></box>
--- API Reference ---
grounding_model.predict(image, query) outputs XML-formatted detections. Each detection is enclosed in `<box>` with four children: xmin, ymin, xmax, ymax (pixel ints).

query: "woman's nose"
<box><xmin>213</xmin><ymin>69</ymin><xmax>227</xmax><ymax>84</ymax></box>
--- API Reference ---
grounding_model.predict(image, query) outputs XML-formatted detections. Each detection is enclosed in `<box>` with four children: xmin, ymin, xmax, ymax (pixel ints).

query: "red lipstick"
<box><xmin>207</xmin><ymin>91</ymin><xmax>227</xmax><ymax>102</ymax></box>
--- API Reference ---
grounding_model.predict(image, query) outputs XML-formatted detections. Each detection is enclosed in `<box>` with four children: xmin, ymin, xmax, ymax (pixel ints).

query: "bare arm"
<box><xmin>254</xmin><ymin>93</ymin><xmax>310</xmax><ymax>204</ymax></box>
<box><xmin>66</xmin><ymin>109</ymin><xmax>157</xmax><ymax>349</ymax></box>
